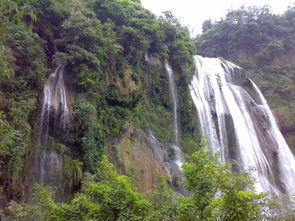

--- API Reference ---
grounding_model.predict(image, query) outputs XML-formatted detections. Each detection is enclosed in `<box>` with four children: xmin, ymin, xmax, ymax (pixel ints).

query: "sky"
<box><xmin>141</xmin><ymin>0</ymin><xmax>294</xmax><ymax>36</ymax></box>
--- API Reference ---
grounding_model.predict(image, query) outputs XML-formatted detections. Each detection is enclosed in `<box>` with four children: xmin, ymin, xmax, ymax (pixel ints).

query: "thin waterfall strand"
<box><xmin>164</xmin><ymin>60</ymin><xmax>184</xmax><ymax>169</ymax></box>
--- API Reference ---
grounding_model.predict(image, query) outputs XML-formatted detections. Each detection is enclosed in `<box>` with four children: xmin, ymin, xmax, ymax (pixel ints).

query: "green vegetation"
<box><xmin>197</xmin><ymin>5</ymin><xmax>295</xmax><ymax>148</ymax></box>
<box><xmin>3</xmin><ymin>150</ymin><xmax>292</xmax><ymax>220</ymax></box>
<box><xmin>181</xmin><ymin>149</ymin><xmax>271</xmax><ymax>221</ymax></box>
<box><xmin>0</xmin><ymin>26</ymin><xmax>47</xmax><ymax>206</ymax></box>
<box><xmin>0</xmin><ymin>0</ymin><xmax>197</xmax><ymax>208</ymax></box>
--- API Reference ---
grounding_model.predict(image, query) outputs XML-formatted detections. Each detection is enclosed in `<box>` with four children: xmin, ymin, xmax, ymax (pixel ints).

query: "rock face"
<box><xmin>105</xmin><ymin>124</ymin><xmax>186</xmax><ymax>193</ymax></box>
<box><xmin>105</xmin><ymin>125</ymin><xmax>167</xmax><ymax>192</ymax></box>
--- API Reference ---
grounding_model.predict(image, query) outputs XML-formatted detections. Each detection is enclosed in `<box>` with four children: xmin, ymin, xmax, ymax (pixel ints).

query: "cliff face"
<box><xmin>104</xmin><ymin>53</ymin><xmax>197</xmax><ymax>193</ymax></box>
<box><xmin>105</xmin><ymin>125</ymin><xmax>167</xmax><ymax>192</ymax></box>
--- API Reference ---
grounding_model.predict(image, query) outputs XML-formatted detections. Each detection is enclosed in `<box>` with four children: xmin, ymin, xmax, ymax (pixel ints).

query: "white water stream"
<box><xmin>165</xmin><ymin>60</ymin><xmax>184</xmax><ymax>170</ymax></box>
<box><xmin>251</xmin><ymin>80</ymin><xmax>295</xmax><ymax>194</ymax></box>
<box><xmin>39</xmin><ymin>64</ymin><xmax>69</xmax><ymax>144</ymax></box>
<box><xmin>34</xmin><ymin>64</ymin><xmax>68</xmax><ymax>185</ymax></box>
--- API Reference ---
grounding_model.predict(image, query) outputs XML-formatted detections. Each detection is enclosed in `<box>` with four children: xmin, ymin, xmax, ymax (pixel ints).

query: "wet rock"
<box><xmin>105</xmin><ymin>126</ymin><xmax>186</xmax><ymax>194</ymax></box>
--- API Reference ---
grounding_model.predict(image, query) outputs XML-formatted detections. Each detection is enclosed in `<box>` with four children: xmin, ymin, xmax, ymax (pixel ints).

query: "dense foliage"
<box><xmin>197</xmin><ymin>5</ymin><xmax>295</xmax><ymax>149</ymax></box>
<box><xmin>0</xmin><ymin>0</ymin><xmax>47</xmax><ymax>204</ymax></box>
<box><xmin>4</xmin><ymin>150</ymin><xmax>287</xmax><ymax>221</ymax></box>
<box><xmin>0</xmin><ymin>0</ymin><xmax>197</xmax><ymax>207</ymax></box>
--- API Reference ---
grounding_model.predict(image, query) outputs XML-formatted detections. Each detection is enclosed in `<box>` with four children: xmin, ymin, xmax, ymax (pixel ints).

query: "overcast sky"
<box><xmin>141</xmin><ymin>0</ymin><xmax>294</xmax><ymax>35</ymax></box>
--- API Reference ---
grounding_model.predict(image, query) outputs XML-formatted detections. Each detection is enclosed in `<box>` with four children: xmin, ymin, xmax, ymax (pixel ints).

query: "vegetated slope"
<box><xmin>0</xmin><ymin>0</ymin><xmax>198</xmax><ymax>205</ymax></box>
<box><xmin>197</xmin><ymin>6</ymin><xmax>295</xmax><ymax>150</ymax></box>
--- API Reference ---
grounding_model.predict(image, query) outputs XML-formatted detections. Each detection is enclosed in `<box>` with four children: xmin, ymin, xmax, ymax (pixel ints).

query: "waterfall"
<box><xmin>164</xmin><ymin>60</ymin><xmax>179</xmax><ymax>145</ymax></box>
<box><xmin>33</xmin><ymin>149</ymin><xmax>62</xmax><ymax>184</ymax></box>
<box><xmin>190</xmin><ymin>55</ymin><xmax>295</xmax><ymax>194</ymax></box>
<box><xmin>164</xmin><ymin>60</ymin><xmax>184</xmax><ymax>169</ymax></box>
<box><xmin>39</xmin><ymin>64</ymin><xmax>69</xmax><ymax>144</ymax></box>
<box><xmin>250</xmin><ymin>80</ymin><xmax>295</xmax><ymax>194</ymax></box>
<box><xmin>33</xmin><ymin>64</ymin><xmax>68</xmax><ymax>186</ymax></box>
<box><xmin>144</xmin><ymin>54</ymin><xmax>185</xmax><ymax>193</ymax></box>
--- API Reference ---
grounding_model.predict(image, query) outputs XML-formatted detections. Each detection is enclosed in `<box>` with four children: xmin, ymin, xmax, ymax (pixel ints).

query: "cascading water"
<box><xmin>250</xmin><ymin>80</ymin><xmax>295</xmax><ymax>193</ymax></box>
<box><xmin>39</xmin><ymin>64</ymin><xmax>69</xmax><ymax>144</ymax></box>
<box><xmin>190</xmin><ymin>55</ymin><xmax>295</xmax><ymax>194</ymax></box>
<box><xmin>164</xmin><ymin>60</ymin><xmax>184</xmax><ymax>170</ymax></box>
<box><xmin>33</xmin><ymin>64</ymin><xmax>69</xmax><ymax>186</ymax></box>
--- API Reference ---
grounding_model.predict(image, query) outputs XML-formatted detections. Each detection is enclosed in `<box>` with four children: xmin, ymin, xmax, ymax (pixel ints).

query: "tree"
<box><xmin>202</xmin><ymin>19</ymin><xmax>212</xmax><ymax>32</ymax></box>
<box><xmin>0</xmin><ymin>0</ymin><xmax>36</xmax><ymax>78</ymax></box>
<box><xmin>41</xmin><ymin>155</ymin><xmax>151</xmax><ymax>221</ymax></box>
<box><xmin>147</xmin><ymin>174</ymin><xmax>178</xmax><ymax>221</ymax></box>
<box><xmin>181</xmin><ymin>148</ymin><xmax>271</xmax><ymax>221</ymax></box>
<box><xmin>162</xmin><ymin>11</ymin><xmax>181</xmax><ymax>27</ymax></box>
